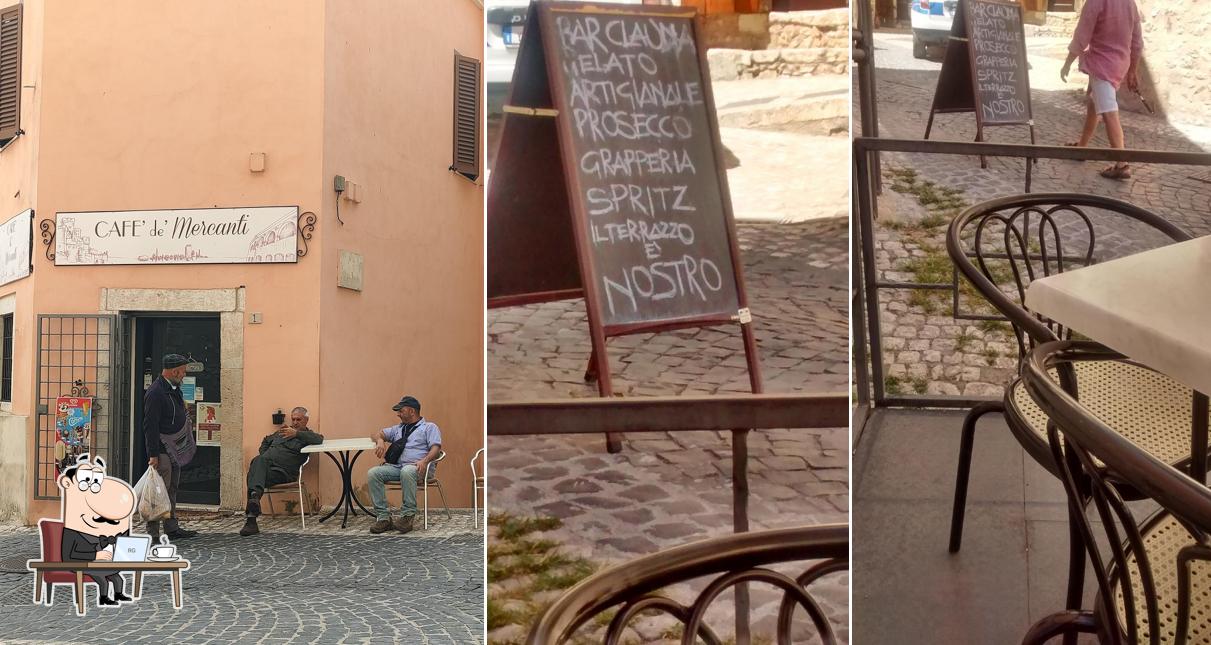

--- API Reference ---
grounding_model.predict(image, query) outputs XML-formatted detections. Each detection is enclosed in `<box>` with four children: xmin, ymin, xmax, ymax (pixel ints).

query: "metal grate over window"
<box><xmin>34</xmin><ymin>315</ymin><xmax>117</xmax><ymax>499</ymax></box>
<box><xmin>451</xmin><ymin>50</ymin><xmax>481</xmax><ymax>181</ymax></box>
<box><xmin>1</xmin><ymin>313</ymin><xmax>11</xmax><ymax>402</ymax></box>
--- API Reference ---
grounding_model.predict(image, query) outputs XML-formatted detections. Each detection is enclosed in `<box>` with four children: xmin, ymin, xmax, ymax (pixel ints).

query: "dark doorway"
<box><xmin>129</xmin><ymin>315</ymin><xmax>222</xmax><ymax>506</ymax></box>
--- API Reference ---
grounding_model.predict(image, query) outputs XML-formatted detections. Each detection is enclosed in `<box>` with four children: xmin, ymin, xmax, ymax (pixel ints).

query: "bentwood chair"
<box><xmin>261</xmin><ymin>456</ymin><xmax>311</xmax><ymax>528</ymax></box>
<box><xmin>386</xmin><ymin>450</ymin><xmax>452</xmax><ymax>530</ymax></box>
<box><xmin>946</xmin><ymin>193</ymin><xmax>1205</xmax><ymax>617</ymax></box>
<box><xmin>472</xmin><ymin>448</ymin><xmax>486</xmax><ymax>528</ymax></box>
<box><xmin>526</xmin><ymin>525</ymin><xmax>848</xmax><ymax>645</ymax></box>
<box><xmin>1022</xmin><ymin>340</ymin><xmax>1211</xmax><ymax>645</ymax></box>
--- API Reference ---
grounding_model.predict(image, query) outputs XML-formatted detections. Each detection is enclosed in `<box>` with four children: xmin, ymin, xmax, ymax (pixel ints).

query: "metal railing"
<box><xmin>488</xmin><ymin>393</ymin><xmax>849</xmax><ymax>643</ymax></box>
<box><xmin>853</xmin><ymin>137</ymin><xmax>1211</xmax><ymax>409</ymax></box>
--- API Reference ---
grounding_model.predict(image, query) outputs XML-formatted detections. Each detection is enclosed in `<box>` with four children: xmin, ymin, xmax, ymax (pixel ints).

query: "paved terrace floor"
<box><xmin>852</xmin><ymin>408</ymin><xmax>1159</xmax><ymax>644</ymax></box>
<box><xmin>0</xmin><ymin>510</ymin><xmax>484</xmax><ymax>644</ymax></box>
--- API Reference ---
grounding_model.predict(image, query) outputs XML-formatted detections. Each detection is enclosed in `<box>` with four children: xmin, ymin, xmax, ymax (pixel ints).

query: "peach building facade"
<box><xmin>0</xmin><ymin>0</ymin><xmax>484</xmax><ymax>524</ymax></box>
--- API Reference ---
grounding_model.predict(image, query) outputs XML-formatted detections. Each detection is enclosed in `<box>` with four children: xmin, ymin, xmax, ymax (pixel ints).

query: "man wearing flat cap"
<box><xmin>366</xmin><ymin>395</ymin><xmax>442</xmax><ymax>534</ymax></box>
<box><xmin>141</xmin><ymin>353</ymin><xmax>198</xmax><ymax>540</ymax></box>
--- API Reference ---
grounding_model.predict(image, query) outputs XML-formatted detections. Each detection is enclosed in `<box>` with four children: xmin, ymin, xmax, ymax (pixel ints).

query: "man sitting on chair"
<box><xmin>367</xmin><ymin>395</ymin><xmax>441</xmax><ymax>535</ymax></box>
<box><xmin>240</xmin><ymin>407</ymin><xmax>324</xmax><ymax>536</ymax></box>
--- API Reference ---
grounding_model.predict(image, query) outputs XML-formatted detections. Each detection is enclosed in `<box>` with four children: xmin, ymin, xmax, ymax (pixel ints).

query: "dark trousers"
<box><xmin>245</xmin><ymin>456</ymin><xmax>295</xmax><ymax>517</ymax></box>
<box><xmin>146</xmin><ymin>452</ymin><xmax>181</xmax><ymax>535</ymax></box>
<box><xmin>87</xmin><ymin>572</ymin><xmax>125</xmax><ymax>597</ymax></box>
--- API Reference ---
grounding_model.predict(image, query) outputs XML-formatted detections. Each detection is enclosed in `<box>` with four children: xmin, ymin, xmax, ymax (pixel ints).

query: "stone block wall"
<box><xmin>709</xmin><ymin>47</ymin><xmax>849</xmax><ymax>80</ymax></box>
<box><xmin>768</xmin><ymin>8</ymin><xmax>850</xmax><ymax>50</ymax></box>
<box><xmin>705</xmin><ymin>9</ymin><xmax>850</xmax><ymax>80</ymax></box>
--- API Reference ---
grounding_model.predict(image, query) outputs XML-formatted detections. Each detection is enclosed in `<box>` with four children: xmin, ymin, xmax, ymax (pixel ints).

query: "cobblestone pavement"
<box><xmin>0</xmin><ymin>514</ymin><xmax>483</xmax><ymax>644</ymax></box>
<box><xmin>860</xmin><ymin>32</ymin><xmax>1211</xmax><ymax>397</ymax></box>
<box><xmin>488</xmin><ymin>218</ymin><xmax>849</xmax><ymax>641</ymax></box>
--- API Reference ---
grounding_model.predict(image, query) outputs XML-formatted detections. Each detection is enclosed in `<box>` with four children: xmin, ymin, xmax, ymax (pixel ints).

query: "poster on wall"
<box><xmin>181</xmin><ymin>376</ymin><xmax>197</xmax><ymax>403</ymax></box>
<box><xmin>54</xmin><ymin>396</ymin><xmax>92</xmax><ymax>476</ymax></box>
<box><xmin>54</xmin><ymin>206</ymin><xmax>299</xmax><ymax>266</ymax></box>
<box><xmin>0</xmin><ymin>209</ymin><xmax>32</xmax><ymax>287</ymax></box>
<box><xmin>196</xmin><ymin>402</ymin><xmax>221</xmax><ymax>446</ymax></box>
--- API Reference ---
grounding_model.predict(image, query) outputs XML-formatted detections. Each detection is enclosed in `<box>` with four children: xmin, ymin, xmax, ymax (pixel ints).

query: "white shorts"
<box><xmin>1087</xmin><ymin>76</ymin><xmax>1118</xmax><ymax>114</ymax></box>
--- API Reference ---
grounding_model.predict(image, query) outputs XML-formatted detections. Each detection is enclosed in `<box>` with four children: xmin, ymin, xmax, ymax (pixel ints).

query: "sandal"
<box><xmin>1100</xmin><ymin>163</ymin><xmax>1132</xmax><ymax>180</ymax></box>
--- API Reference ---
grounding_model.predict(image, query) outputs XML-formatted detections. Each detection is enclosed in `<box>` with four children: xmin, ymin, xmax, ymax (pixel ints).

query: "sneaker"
<box><xmin>394</xmin><ymin>515</ymin><xmax>414</xmax><ymax>534</ymax></box>
<box><xmin>369</xmin><ymin>519</ymin><xmax>393</xmax><ymax>534</ymax></box>
<box><xmin>239</xmin><ymin>518</ymin><xmax>260</xmax><ymax>537</ymax></box>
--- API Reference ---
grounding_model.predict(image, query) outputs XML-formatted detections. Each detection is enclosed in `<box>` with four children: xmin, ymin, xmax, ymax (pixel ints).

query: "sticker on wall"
<box><xmin>194</xmin><ymin>387</ymin><xmax>204</xmax><ymax>402</ymax></box>
<box><xmin>180</xmin><ymin>377</ymin><xmax>196</xmax><ymax>403</ymax></box>
<box><xmin>54</xmin><ymin>397</ymin><xmax>92</xmax><ymax>477</ymax></box>
<box><xmin>143</xmin><ymin>373</ymin><xmax>153</xmax><ymax>391</ymax></box>
<box><xmin>196</xmin><ymin>402</ymin><xmax>221</xmax><ymax>446</ymax></box>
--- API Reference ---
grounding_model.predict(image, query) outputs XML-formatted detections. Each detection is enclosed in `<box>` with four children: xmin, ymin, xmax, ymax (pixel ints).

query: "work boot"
<box><xmin>369</xmin><ymin>519</ymin><xmax>393</xmax><ymax>534</ymax></box>
<box><xmin>246</xmin><ymin>493</ymin><xmax>262</xmax><ymax>518</ymax></box>
<box><xmin>239</xmin><ymin>517</ymin><xmax>260</xmax><ymax>536</ymax></box>
<box><xmin>167</xmin><ymin>527</ymin><xmax>198</xmax><ymax>539</ymax></box>
<box><xmin>394</xmin><ymin>515</ymin><xmax>414</xmax><ymax>534</ymax></box>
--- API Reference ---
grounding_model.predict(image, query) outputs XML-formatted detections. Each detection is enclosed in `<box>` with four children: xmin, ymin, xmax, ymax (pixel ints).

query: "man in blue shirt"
<box><xmin>366</xmin><ymin>395</ymin><xmax>442</xmax><ymax>534</ymax></box>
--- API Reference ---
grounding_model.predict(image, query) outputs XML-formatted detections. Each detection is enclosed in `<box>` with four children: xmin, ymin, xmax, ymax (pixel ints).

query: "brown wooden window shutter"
<box><xmin>451</xmin><ymin>51</ymin><xmax>481</xmax><ymax>181</ymax></box>
<box><xmin>0</xmin><ymin>4</ymin><xmax>20</xmax><ymax>143</ymax></box>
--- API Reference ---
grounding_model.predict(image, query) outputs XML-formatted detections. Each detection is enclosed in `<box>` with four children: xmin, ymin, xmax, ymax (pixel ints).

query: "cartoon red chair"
<box><xmin>33</xmin><ymin>519</ymin><xmax>99</xmax><ymax>607</ymax></box>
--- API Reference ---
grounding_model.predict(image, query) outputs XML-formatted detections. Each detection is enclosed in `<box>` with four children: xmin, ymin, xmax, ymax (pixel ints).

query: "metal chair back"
<box><xmin>1023</xmin><ymin>340</ymin><xmax>1211</xmax><ymax>644</ymax></box>
<box><xmin>526</xmin><ymin>525</ymin><xmax>848</xmax><ymax>645</ymax></box>
<box><xmin>947</xmin><ymin>193</ymin><xmax>1190</xmax><ymax>365</ymax></box>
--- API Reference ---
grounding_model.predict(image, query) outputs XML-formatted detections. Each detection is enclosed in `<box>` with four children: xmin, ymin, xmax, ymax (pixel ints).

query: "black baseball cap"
<box><xmin>392</xmin><ymin>396</ymin><xmax>421</xmax><ymax>412</ymax></box>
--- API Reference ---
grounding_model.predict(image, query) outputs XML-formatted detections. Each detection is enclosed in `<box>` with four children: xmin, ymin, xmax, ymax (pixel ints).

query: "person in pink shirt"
<box><xmin>1060</xmin><ymin>0</ymin><xmax>1143</xmax><ymax>180</ymax></box>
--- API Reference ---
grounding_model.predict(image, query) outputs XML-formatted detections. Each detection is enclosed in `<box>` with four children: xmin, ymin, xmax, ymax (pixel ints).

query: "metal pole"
<box><xmin>856</xmin><ymin>143</ymin><xmax>888</xmax><ymax>405</ymax></box>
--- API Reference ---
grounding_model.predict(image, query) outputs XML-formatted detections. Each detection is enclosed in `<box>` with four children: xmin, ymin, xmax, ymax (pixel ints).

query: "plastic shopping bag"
<box><xmin>134</xmin><ymin>466</ymin><xmax>172</xmax><ymax>521</ymax></box>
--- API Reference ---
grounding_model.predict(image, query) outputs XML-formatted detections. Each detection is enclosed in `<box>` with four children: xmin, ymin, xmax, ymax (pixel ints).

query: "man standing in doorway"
<box><xmin>366</xmin><ymin>396</ymin><xmax>441</xmax><ymax>534</ymax></box>
<box><xmin>240</xmin><ymin>406</ymin><xmax>324</xmax><ymax>536</ymax></box>
<box><xmin>142</xmin><ymin>353</ymin><xmax>198</xmax><ymax>541</ymax></box>
<box><xmin>1060</xmin><ymin>0</ymin><xmax>1143</xmax><ymax>180</ymax></box>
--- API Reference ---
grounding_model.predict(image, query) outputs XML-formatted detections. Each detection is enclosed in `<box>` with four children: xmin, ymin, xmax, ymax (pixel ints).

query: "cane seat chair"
<box><xmin>946</xmin><ymin>193</ymin><xmax>1207</xmax><ymax>623</ymax></box>
<box><xmin>946</xmin><ymin>194</ymin><xmax>1201</xmax><ymax>551</ymax></box>
<box><xmin>526</xmin><ymin>525</ymin><xmax>848</xmax><ymax>645</ymax></box>
<box><xmin>1021</xmin><ymin>341</ymin><xmax>1211</xmax><ymax>645</ymax></box>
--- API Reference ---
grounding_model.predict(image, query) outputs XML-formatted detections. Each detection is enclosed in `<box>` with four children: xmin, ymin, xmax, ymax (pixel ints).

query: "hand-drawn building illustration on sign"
<box><xmin>0</xmin><ymin>208</ymin><xmax>32</xmax><ymax>286</ymax></box>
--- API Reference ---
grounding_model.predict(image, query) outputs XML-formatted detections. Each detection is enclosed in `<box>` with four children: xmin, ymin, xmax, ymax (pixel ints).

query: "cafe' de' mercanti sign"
<box><xmin>54</xmin><ymin>206</ymin><xmax>299</xmax><ymax>266</ymax></box>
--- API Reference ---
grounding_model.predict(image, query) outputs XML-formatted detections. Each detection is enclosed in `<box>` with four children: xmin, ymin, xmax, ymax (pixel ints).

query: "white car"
<box><xmin>485</xmin><ymin>0</ymin><xmax>644</xmax><ymax>116</ymax></box>
<box><xmin>910</xmin><ymin>0</ymin><xmax>958</xmax><ymax>59</ymax></box>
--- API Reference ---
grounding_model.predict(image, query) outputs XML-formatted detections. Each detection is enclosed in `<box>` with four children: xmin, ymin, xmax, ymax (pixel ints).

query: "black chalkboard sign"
<box><xmin>925</xmin><ymin>0</ymin><xmax>1034</xmax><ymax>186</ymax></box>
<box><xmin>486</xmin><ymin>1</ymin><xmax>762</xmax><ymax>452</ymax></box>
<box><xmin>546</xmin><ymin>5</ymin><xmax>740</xmax><ymax>328</ymax></box>
<box><xmin>967</xmin><ymin>0</ymin><xmax>1030</xmax><ymax>125</ymax></box>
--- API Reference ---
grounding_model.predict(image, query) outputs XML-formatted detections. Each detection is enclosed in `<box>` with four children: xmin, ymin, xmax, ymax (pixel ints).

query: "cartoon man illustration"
<box><xmin>58</xmin><ymin>454</ymin><xmax>135</xmax><ymax>606</ymax></box>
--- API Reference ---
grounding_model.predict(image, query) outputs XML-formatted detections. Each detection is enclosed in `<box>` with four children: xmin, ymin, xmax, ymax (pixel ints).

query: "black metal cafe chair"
<box><xmin>525</xmin><ymin>525</ymin><xmax>848</xmax><ymax>645</ymax></box>
<box><xmin>945</xmin><ymin>193</ymin><xmax>1205</xmax><ymax>618</ymax></box>
<box><xmin>1021</xmin><ymin>340</ymin><xmax>1211</xmax><ymax>645</ymax></box>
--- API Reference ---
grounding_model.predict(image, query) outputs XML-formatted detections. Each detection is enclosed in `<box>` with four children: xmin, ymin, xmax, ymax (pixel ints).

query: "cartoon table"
<box><xmin>28</xmin><ymin>560</ymin><xmax>189</xmax><ymax>615</ymax></box>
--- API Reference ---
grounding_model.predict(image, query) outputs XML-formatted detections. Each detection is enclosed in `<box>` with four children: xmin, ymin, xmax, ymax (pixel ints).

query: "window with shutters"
<box><xmin>451</xmin><ymin>51</ymin><xmax>481</xmax><ymax>182</ymax></box>
<box><xmin>0</xmin><ymin>4</ymin><xmax>20</xmax><ymax>144</ymax></box>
